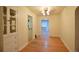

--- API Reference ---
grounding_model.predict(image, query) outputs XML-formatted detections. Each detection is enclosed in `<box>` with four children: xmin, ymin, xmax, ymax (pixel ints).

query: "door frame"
<box><xmin>28</xmin><ymin>15</ymin><xmax>33</xmax><ymax>41</ymax></box>
<box><xmin>40</xmin><ymin>18</ymin><xmax>49</xmax><ymax>37</ymax></box>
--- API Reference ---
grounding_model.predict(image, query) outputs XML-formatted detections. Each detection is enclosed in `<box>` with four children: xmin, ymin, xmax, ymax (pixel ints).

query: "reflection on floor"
<box><xmin>20</xmin><ymin>36</ymin><xmax>69</xmax><ymax>52</ymax></box>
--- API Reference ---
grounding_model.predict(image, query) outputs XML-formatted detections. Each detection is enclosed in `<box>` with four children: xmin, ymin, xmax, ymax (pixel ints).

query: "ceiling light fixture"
<box><xmin>41</xmin><ymin>7</ymin><xmax>50</xmax><ymax>16</ymax></box>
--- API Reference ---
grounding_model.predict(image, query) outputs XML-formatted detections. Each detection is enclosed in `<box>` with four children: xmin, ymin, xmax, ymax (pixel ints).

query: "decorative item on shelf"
<box><xmin>10</xmin><ymin>9</ymin><xmax>16</xmax><ymax>16</ymax></box>
<box><xmin>3</xmin><ymin>16</ymin><xmax>7</xmax><ymax>34</ymax></box>
<box><xmin>9</xmin><ymin>8</ymin><xmax>16</xmax><ymax>33</ymax></box>
<box><xmin>3</xmin><ymin>6</ymin><xmax>7</xmax><ymax>15</ymax></box>
<box><xmin>3</xmin><ymin>7</ymin><xmax>16</xmax><ymax>34</ymax></box>
<box><xmin>3</xmin><ymin>6</ymin><xmax>7</xmax><ymax>34</ymax></box>
<box><xmin>10</xmin><ymin>17</ymin><xmax>16</xmax><ymax>33</ymax></box>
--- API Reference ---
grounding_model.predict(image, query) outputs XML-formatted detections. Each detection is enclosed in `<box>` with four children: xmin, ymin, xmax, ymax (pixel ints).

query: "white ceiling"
<box><xmin>27</xmin><ymin>6</ymin><xmax>65</xmax><ymax>16</ymax></box>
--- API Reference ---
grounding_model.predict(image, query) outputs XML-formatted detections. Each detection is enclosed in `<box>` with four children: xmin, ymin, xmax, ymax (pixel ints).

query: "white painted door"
<box><xmin>28</xmin><ymin>15</ymin><xmax>33</xmax><ymax>41</ymax></box>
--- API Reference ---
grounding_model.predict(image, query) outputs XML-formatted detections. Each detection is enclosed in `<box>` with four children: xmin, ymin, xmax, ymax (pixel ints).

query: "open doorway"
<box><xmin>41</xmin><ymin>19</ymin><xmax>49</xmax><ymax>39</ymax></box>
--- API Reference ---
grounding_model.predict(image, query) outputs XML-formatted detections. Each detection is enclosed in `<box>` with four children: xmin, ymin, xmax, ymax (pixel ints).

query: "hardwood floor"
<box><xmin>20</xmin><ymin>36</ymin><xmax>69</xmax><ymax>52</ymax></box>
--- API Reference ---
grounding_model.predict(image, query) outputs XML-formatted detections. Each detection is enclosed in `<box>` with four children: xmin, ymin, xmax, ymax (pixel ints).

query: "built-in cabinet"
<box><xmin>0</xmin><ymin>6</ymin><xmax>17</xmax><ymax>51</ymax></box>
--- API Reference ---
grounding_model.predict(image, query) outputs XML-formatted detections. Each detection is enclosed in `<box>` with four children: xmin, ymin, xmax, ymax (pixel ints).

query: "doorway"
<box><xmin>28</xmin><ymin>15</ymin><xmax>33</xmax><ymax>41</ymax></box>
<box><xmin>75</xmin><ymin>7</ymin><xmax>79</xmax><ymax>51</ymax></box>
<box><xmin>41</xmin><ymin>19</ymin><xmax>49</xmax><ymax>39</ymax></box>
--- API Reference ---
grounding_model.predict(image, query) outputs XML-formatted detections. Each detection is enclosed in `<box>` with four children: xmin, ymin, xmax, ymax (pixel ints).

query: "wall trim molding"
<box><xmin>18</xmin><ymin>38</ymin><xmax>35</xmax><ymax>52</ymax></box>
<box><xmin>50</xmin><ymin>36</ymin><xmax>70</xmax><ymax>51</ymax></box>
<box><xmin>18</xmin><ymin>43</ymin><xmax>28</xmax><ymax>52</ymax></box>
<box><xmin>49</xmin><ymin>36</ymin><xmax>61</xmax><ymax>39</ymax></box>
<box><xmin>60</xmin><ymin>37</ymin><xmax>70</xmax><ymax>52</ymax></box>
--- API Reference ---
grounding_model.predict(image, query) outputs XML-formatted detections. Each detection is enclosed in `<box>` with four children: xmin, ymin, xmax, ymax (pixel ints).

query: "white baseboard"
<box><xmin>18</xmin><ymin>43</ymin><xmax>28</xmax><ymax>52</ymax></box>
<box><xmin>49</xmin><ymin>36</ymin><xmax>60</xmax><ymax>38</ymax></box>
<box><xmin>50</xmin><ymin>36</ymin><xmax>71</xmax><ymax>51</ymax></box>
<box><xmin>60</xmin><ymin>37</ymin><xmax>71</xmax><ymax>52</ymax></box>
<box><xmin>18</xmin><ymin>38</ymin><xmax>36</xmax><ymax>51</ymax></box>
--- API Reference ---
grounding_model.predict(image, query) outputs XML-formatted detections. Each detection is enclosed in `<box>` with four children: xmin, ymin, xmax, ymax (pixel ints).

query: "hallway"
<box><xmin>21</xmin><ymin>37</ymin><xmax>68</xmax><ymax>52</ymax></box>
<box><xmin>0</xmin><ymin>6</ymin><xmax>77</xmax><ymax>52</ymax></box>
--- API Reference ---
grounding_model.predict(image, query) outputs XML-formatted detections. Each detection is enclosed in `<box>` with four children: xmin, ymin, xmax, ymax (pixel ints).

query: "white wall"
<box><xmin>50</xmin><ymin>14</ymin><xmax>61</xmax><ymax>37</ymax></box>
<box><xmin>60</xmin><ymin>6</ymin><xmax>77</xmax><ymax>51</ymax></box>
<box><xmin>17</xmin><ymin>7</ymin><xmax>38</xmax><ymax>51</ymax></box>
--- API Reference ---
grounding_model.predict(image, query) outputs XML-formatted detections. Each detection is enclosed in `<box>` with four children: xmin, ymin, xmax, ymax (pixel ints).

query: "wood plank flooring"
<box><xmin>20</xmin><ymin>36</ymin><xmax>68</xmax><ymax>52</ymax></box>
